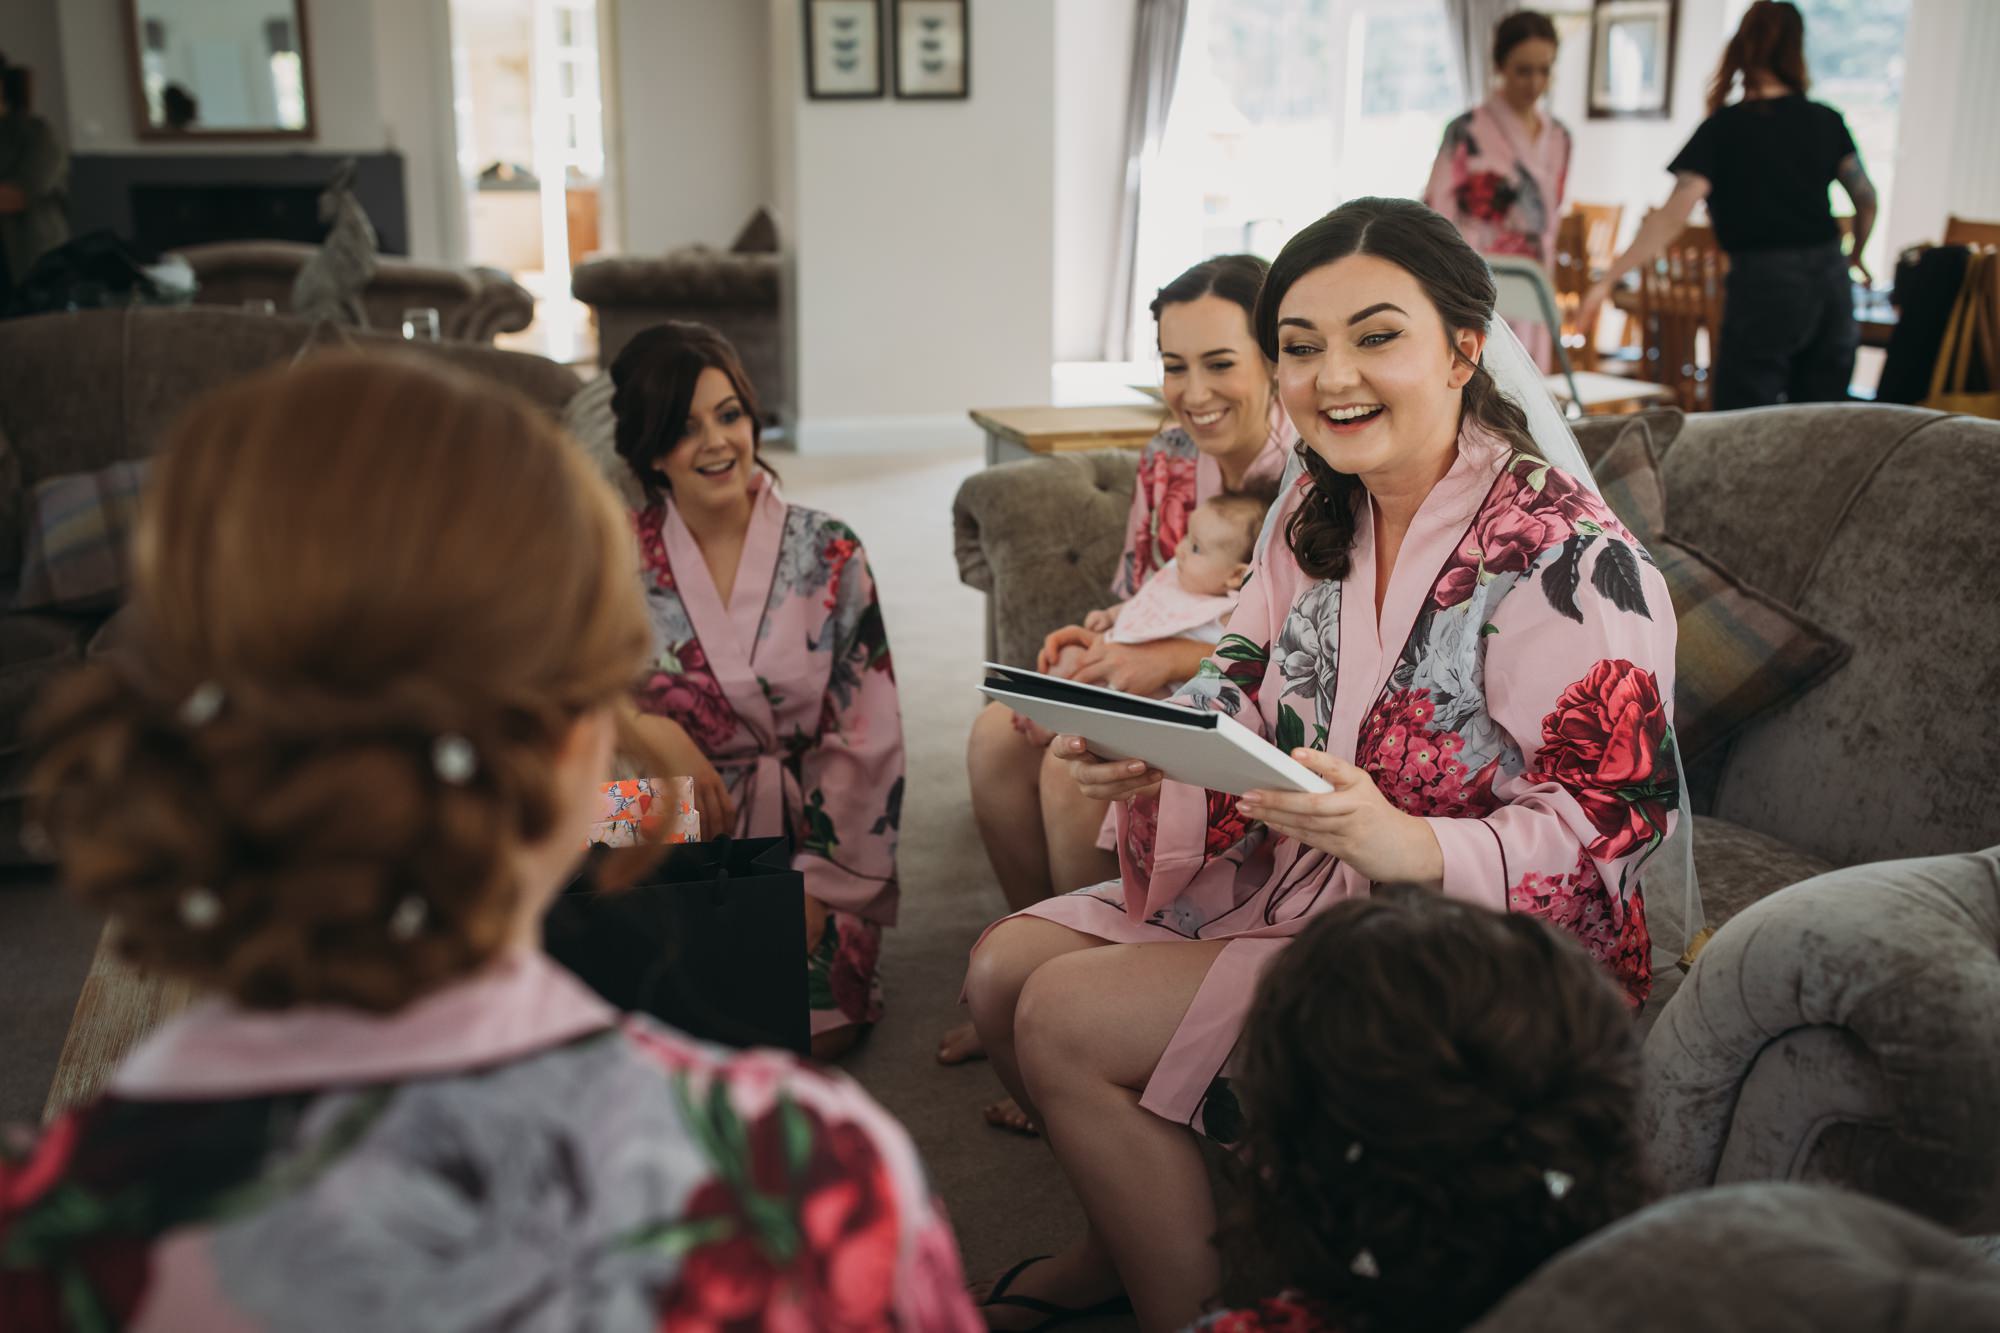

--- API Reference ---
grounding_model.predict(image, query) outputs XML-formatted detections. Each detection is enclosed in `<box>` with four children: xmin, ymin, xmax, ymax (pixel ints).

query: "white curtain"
<box><xmin>1102</xmin><ymin>0</ymin><xmax>1192</xmax><ymax>361</ymax></box>
<box><xmin>1439</xmin><ymin>0</ymin><xmax>1517</xmax><ymax>105</ymax></box>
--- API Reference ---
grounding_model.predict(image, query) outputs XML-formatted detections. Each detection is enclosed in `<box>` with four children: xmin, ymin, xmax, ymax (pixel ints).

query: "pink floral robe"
<box><xmin>0</xmin><ymin>951</ymin><xmax>981</xmax><ymax>1330</ymax></box>
<box><xmin>634</xmin><ymin>476</ymin><xmax>903</xmax><ymax>1039</ymax></box>
<box><xmin>1111</xmin><ymin>398</ymin><xmax>1297</xmax><ymax>602</ymax></box>
<box><xmin>1005</xmin><ymin>424</ymin><xmax>1680</xmax><ymax>1140</ymax></box>
<box><xmin>1425</xmin><ymin>93</ymin><xmax>1574</xmax><ymax>367</ymax></box>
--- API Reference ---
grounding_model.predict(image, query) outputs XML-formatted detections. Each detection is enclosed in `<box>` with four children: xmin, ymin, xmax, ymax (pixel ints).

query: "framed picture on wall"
<box><xmin>804</xmin><ymin>0</ymin><xmax>884</xmax><ymax>100</ymax></box>
<box><xmin>894</xmin><ymin>0</ymin><xmax>968</xmax><ymax>100</ymax></box>
<box><xmin>1587</xmin><ymin>0</ymin><xmax>1677</xmax><ymax>120</ymax></box>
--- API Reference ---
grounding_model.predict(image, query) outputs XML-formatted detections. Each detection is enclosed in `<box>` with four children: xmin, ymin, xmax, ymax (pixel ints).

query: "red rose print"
<box><xmin>1509</xmin><ymin>854</ymin><xmax>1650</xmax><ymax>1006</ymax></box>
<box><xmin>1205</xmin><ymin>787</ymin><xmax>1255</xmax><ymax>859</ymax></box>
<box><xmin>827</xmin><ymin>917</ymin><xmax>882</xmax><ymax>1025</ymax></box>
<box><xmin>641</xmin><ymin>639</ymin><xmax>739</xmax><ymax>752</ymax></box>
<box><xmin>1432</xmin><ymin>460</ymin><xmax>1611</xmax><ymax>609</ymax></box>
<box><xmin>660</xmin><ymin>1102</ymin><xmax>900</xmax><ymax>1331</ymax></box>
<box><xmin>1531</xmin><ymin>660</ymin><xmax>1671</xmax><ymax>861</ymax></box>
<box><xmin>635</xmin><ymin>506</ymin><xmax>677</xmax><ymax>592</ymax></box>
<box><xmin>1136</xmin><ymin>452</ymin><xmax>1198</xmax><ymax>585</ymax></box>
<box><xmin>821</xmin><ymin>536</ymin><xmax>859</xmax><ymax>612</ymax></box>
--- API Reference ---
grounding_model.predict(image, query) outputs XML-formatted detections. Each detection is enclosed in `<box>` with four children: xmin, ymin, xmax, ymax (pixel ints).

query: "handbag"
<box><xmin>1922</xmin><ymin>251</ymin><xmax>2000</xmax><ymax>419</ymax></box>
<box><xmin>543</xmin><ymin>835</ymin><xmax>810</xmax><ymax>1056</ymax></box>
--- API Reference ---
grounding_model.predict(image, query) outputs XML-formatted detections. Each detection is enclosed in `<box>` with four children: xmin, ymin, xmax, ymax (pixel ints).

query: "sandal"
<box><xmin>977</xmin><ymin>1254</ymin><xmax>1133</xmax><ymax>1330</ymax></box>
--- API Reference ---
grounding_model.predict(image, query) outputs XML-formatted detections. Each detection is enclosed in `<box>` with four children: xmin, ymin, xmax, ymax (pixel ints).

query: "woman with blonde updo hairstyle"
<box><xmin>0</xmin><ymin>354</ymin><xmax>980</xmax><ymax>1332</ymax></box>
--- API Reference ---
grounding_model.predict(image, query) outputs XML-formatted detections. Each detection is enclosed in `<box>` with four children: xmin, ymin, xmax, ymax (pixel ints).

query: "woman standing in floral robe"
<box><xmin>0</xmin><ymin>355</ymin><xmax>975</xmax><ymax>1331</ymax></box>
<box><xmin>615</xmin><ymin>323</ymin><xmax>904</xmax><ymax>1061</ymax></box>
<box><xmin>963</xmin><ymin>200</ymin><xmax>1679</xmax><ymax>1331</ymax></box>
<box><xmin>1424</xmin><ymin>11</ymin><xmax>1573</xmax><ymax>366</ymax></box>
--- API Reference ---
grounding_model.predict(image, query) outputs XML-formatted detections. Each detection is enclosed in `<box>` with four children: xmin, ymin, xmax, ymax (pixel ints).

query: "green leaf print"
<box><xmin>1481</xmin><ymin>623</ymin><xmax>1501</xmax><ymax>636</ymax></box>
<box><xmin>1313</xmin><ymin>722</ymin><xmax>1329</xmax><ymax>750</ymax></box>
<box><xmin>1275</xmin><ymin>704</ymin><xmax>1305</xmax><ymax>755</ymax></box>
<box><xmin>1213</xmin><ymin>633</ymin><xmax>1268</xmax><ymax>665</ymax></box>
<box><xmin>806</xmin><ymin>917</ymin><xmax>839</xmax><ymax>1010</ymax></box>
<box><xmin>800</xmin><ymin>789</ymin><xmax>838</xmax><ymax>859</ymax></box>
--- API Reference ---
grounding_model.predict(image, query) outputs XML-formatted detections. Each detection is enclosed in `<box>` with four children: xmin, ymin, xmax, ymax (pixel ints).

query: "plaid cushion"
<box><xmin>11</xmin><ymin>459</ymin><xmax>152</xmax><ymax>612</ymax></box>
<box><xmin>1591</xmin><ymin>428</ymin><xmax>1849</xmax><ymax>761</ymax></box>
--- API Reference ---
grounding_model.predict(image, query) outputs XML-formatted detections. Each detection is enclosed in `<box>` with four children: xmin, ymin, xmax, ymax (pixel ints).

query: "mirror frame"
<box><xmin>122</xmin><ymin>0</ymin><xmax>319</xmax><ymax>142</ymax></box>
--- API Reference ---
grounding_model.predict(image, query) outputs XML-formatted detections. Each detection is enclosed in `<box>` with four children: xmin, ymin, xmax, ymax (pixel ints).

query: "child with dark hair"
<box><xmin>1192</xmin><ymin>892</ymin><xmax>1656</xmax><ymax>1332</ymax></box>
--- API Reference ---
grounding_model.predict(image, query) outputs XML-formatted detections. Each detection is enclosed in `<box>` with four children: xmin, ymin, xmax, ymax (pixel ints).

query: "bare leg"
<box><xmin>967</xmin><ymin>701</ymin><xmax>1057</xmax><ymax>913</ymax></box>
<box><xmin>1039</xmin><ymin>747</ymin><xmax>1120</xmax><ymax>894</ymax></box>
<box><xmin>1013</xmin><ymin>939</ymin><xmax>1231</xmax><ymax>1332</ymax></box>
<box><xmin>964</xmin><ymin>916</ymin><xmax>1107</xmax><ymax>1129</ymax></box>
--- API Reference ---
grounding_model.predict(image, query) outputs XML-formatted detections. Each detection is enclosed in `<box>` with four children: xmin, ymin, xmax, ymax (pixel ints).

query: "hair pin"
<box><xmin>179</xmin><ymin>886</ymin><xmax>222</xmax><ymax>929</ymax></box>
<box><xmin>1544</xmin><ymin>1169</ymin><xmax>1574</xmax><ymax>1200</ymax></box>
<box><xmin>432</xmin><ymin>734</ymin><xmax>477</xmax><ymax>785</ymax></box>
<box><xmin>1349</xmin><ymin>1248</ymin><xmax>1380</xmax><ymax>1280</ymax></box>
<box><xmin>179</xmin><ymin>682</ymin><xmax>226</xmax><ymax>727</ymax></box>
<box><xmin>1345</xmin><ymin>1141</ymin><xmax>1364</xmax><ymax>1164</ymax></box>
<box><xmin>388</xmin><ymin>895</ymin><xmax>428</xmax><ymax>941</ymax></box>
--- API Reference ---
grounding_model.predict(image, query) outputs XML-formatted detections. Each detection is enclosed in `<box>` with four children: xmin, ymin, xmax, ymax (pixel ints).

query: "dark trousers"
<box><xmin>1714</xmin><ymin>242</ymin><xmax>1859</xmax><ymax>410</ymax></box>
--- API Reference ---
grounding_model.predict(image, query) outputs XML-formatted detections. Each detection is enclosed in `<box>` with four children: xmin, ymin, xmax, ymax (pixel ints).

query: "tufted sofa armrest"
<box><xmin>1642</xmin><ymin>848</ymin><xmax>2000</xmax><ymax>1234</ymax></box>
<box><xmin>1472</xmin><ymin>1183</ymin><xmax>2000</xmax><ymax>1332</ymax></box>
<box><xmin>951</xmin><ymin>450</ymin><xmax>1138</xmax><ymax>668</ymax></box>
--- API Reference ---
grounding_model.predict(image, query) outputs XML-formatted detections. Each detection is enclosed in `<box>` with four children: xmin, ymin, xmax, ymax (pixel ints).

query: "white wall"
<box><xmin>2</xmin><ymin>0</ymin><xmax>74</xmax><ymax>145</ymax></box>
<box><xmin>614</xmin><ymin>0</ymin><xmax>772</xmax><ymax>254</ymax></box>
<box><xmin>1887</xmin><ymin>0</ymin><xmax>2000</xmax><ymax>251</ymax></box>
<box><xmin>1552</xmin><ymin>0</ymin><xmax>1733</xmax><ymax>244</ymax></box>
<box><xmin>1052</xmin><ymin>0</ymin><xmax>1135</xmax><ymax>362</ymax></box>
<box><xmin>774</xmin><ymin>0</ymin><xmax>1057</xmax><ymax>450</ymax></box>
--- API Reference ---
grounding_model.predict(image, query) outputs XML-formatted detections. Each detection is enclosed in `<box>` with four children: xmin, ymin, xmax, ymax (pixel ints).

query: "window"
<box><xmin>1126</xmin><ymin>0</ymin><xmax>1461</xmax><ymax>355</ymax></box>
<box><xmin>1797</xmin><ymin>0</ymin><xmax>1909</xmax><ymax>276</ymax></box>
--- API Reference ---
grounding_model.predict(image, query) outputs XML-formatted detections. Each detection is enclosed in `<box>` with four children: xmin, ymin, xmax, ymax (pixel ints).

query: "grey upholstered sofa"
<box><xmin>0</xmin><ymin>307</ymin><xmax>585</xmax><ymax>863</ymax></box>
<box><xmin>168</xmin><ymin>241</ymin><xmax>536</xmax><ymax>344</ymax></box>
<box><xmin>1473</xmin><ymin>1183</ymin><xmax>2000</xmax><ymax>1332</ymax></box>
<box><xmin>954</xmin><ymin>402</ymin><xmax>2000</xmax><ymax>1228</ymax></box>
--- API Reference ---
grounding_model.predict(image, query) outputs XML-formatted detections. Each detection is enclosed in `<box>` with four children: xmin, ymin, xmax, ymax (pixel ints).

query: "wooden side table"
<box><xmin>969</xmin><ymin>404</ymin><xmax>1165</xmax><ymax>467</ymax></box>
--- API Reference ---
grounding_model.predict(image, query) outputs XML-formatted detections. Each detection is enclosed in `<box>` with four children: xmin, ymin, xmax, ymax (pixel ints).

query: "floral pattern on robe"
<box><xmin>1110</xmin><ymin>400</ymin><xmax>1296</xmax><ymax>602</ymax></box>
<box><xmin>1005</xmin><ymin>426</ymin><xmax>1680</xmax><ymax>1141</ymax></box>
<box><xmin>0</xmin><ymin>953</ymin><xmax>979</xmax><ymax>1332</ymax></box>
<box><xmin>635</xmin><ymin>478</ymin><xmax>903</xmax><ymax>1037</ymax></box>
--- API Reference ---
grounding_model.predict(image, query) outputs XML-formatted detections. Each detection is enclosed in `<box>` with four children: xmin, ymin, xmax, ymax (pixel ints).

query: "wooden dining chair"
<box><xmin>1944</xmin><ymin>215</ymin><xmax>2000</xmax><ymax>250</ymax></box>
<box><xmin>1554</xmin><ymin>202</ymin><xmax>1624</xmax><ymax>371</ymax></box>
<box><xmin>1633</xmin><ymin>223</ymin><xmax>1728</xmax><ymax>412</ymax></box>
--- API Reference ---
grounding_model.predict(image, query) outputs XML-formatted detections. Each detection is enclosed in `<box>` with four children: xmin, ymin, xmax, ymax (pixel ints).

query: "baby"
<box><xmin>1040</xmin><ymin>487</ymin><xmax>1274</xmax><ymax>683</ymax></box>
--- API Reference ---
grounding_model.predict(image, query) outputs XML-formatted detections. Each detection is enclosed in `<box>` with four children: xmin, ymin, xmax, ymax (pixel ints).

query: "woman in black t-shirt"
<box><xmin>1578</xmin><ymin>1</ymin><xmax>1878</xmax><ymax>409</ymax></box>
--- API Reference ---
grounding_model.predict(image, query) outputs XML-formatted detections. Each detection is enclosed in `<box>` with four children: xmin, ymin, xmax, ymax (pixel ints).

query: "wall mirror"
<box><xmin>124</xmin><ymin>0</ymin><xmax>316</xmax><ymax>139</ymax></box>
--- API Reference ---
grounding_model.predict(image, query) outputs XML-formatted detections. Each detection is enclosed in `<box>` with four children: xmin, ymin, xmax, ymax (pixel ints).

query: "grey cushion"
<box><xmin>1472</xmin><ymin>1183</ymin><xmax>2000</xmax><ymax>1333</ymax></box>
<box><xmin>1643</xmin><ymin>848</ymin><xmax>2000</xmax><ymax>1232</ymax></box>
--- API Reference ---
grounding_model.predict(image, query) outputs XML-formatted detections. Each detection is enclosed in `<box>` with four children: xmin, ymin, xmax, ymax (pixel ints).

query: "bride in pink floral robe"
<box><xmin>1006</xmin><ymin>422</ymin><xmax>1678</xmax><ymax>1140</ymax></box>
<box><xmin>634</xmin><ymin>474</ymin><xmax>903</xmax><ymax>1045</ymax></box>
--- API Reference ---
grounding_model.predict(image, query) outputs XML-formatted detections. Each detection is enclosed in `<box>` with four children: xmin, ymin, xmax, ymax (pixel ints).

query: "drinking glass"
<box><xmin>400</xmin><ymin>307</ymin><xmax>442</xmax><ymax>342</ymax></box>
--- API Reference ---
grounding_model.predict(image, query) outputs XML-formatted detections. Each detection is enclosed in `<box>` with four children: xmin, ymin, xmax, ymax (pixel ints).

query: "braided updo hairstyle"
<box><xmin>27</xmin><ymin>354</ymin><xmax>653</xmax><ymax>1013</ymax></box>
<box><xmin>1255</xmin><ymin>197</ymin><xmax>1542</xmax><ymax>581</ymax></box>
<box><xmin>1218</xmin><ymin>893</ymin><xmax>1655</xmax><ymax>1331</ymax></box>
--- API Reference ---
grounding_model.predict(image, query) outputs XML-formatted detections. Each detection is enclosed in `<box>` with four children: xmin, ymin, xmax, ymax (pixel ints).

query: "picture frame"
<box><xmin>894</xmin><ymin>0</ymin><xmax>969</xmax><ymax>101</ymax></box>
<box><xmin>1587</xmin><ymin>0</ymin><xmax>1677</xmax><ymax>120</ymax></box>
<box><xmin>804</xmin><ymin>0</ymin><xmax>884</xmax><ymax>100</ymax></box>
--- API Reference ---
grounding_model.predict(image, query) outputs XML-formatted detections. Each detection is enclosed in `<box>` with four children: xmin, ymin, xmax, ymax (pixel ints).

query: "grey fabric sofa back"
<box><xmin>0</xmin><ymin>308</ymin><xmax>584</xmax><ymax>588</ymax></box>
<box><xmin>1641</xmin><ymin>405</ymin><xmax>2000</xmax><ymax>867</ymax></box>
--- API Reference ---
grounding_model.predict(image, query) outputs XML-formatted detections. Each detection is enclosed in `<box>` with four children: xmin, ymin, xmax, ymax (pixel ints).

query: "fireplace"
<box><xmin>68</xmin><ymin>153</ymin><xmax>410</xmax><ymax>260</ymax></box>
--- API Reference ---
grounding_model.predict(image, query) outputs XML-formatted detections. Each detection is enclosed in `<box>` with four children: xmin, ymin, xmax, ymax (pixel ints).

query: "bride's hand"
<box><xmin>1051</xmin><ymin>733</ymin><xmax>1161</xmax><ymax>803</ymax></box>
<box><xmin>1239</xmin><ymin>749</ymin><xmax>1443</xmax><ymax>889</ymax></box>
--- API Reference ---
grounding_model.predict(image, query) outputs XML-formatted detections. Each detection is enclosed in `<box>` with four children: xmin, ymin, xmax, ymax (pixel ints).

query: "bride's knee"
<box><xmin>965</xmin><ymin>918</ymin><xmax>1078</xmax><ymax>1037</ymax></box>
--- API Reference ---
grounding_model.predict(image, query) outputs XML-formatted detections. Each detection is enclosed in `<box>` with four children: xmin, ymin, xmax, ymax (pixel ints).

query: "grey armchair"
<box><xmin>1643</xmin><ymin>848</ymin><xmax>2000</xmax><ymax>1233</ymax></box>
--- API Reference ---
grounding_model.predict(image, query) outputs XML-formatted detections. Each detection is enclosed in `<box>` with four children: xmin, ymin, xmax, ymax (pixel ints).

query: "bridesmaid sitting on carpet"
<box><xmin>964</xmin><ymin>197</ymin><xmax>1681</xmax><ymax>1331</ymax></box>
<box><xmin>1190</xmin><ymin>893</ymin><xmax>1655</xmax><ymax>1332</ymax></box>
<box><xmin>613</xmin><ymin>322</ymin><xmax>906</xmax><ymax>1061</ymax></box>
<box><xmin>2</xmin><ymin>354</ymin><xmax>978</xmax><ymax>1329</ymax></box>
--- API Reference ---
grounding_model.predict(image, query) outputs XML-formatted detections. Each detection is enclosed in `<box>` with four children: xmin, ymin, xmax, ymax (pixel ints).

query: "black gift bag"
<box><xmin>543</xmin><ymin>836</ymin><xmax>809</xmax><ymax>1056</ymax></box>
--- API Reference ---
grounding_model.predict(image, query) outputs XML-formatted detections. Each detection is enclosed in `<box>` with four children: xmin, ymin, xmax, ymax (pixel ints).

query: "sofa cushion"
<box><xmin>1593</xmin><ymin>428</ymin><xmax>1852</xmax><ymax>764</ymax></box>
<box><xmin>1713</xmin><ymin>413</ymin><xmax>2000</xmax><ymax>866</ymax></box>
<box><xmin>730</xmin><ymin>207</ymin><xmax>780</xmax><ymax>254</ymax></box>
<box><xmin>1688</xmin><ymin>814</ymin><xmax>1837</xmax><ymax>929</ymax></box>
<box><xmin>557</xmin><ymin>373</ymin><xmax>645</xmax><ymax>510</ymax></box>
<box><xmin>12</xmin><ymin>460</ymin><xmax>150</xmax><ymax>612</ymax></box>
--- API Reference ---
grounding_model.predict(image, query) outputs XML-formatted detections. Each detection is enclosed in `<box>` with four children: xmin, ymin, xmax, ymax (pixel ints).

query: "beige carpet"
<box><xmin>775</xmin><ymin>444</ymin><xmax>1137</xmax><ymax>1327</ymax></box>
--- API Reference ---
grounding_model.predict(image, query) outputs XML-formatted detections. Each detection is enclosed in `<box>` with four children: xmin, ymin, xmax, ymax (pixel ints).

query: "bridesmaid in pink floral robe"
<box><xmin>1012</xmin><ymin>423</ymin><xmax>1677</xmax><ymax>1140</ymax></box>
<box><xmin>634</xmin><ymin>477</ymin><xmax>903</xmax><ymax>1046</ymax></box>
